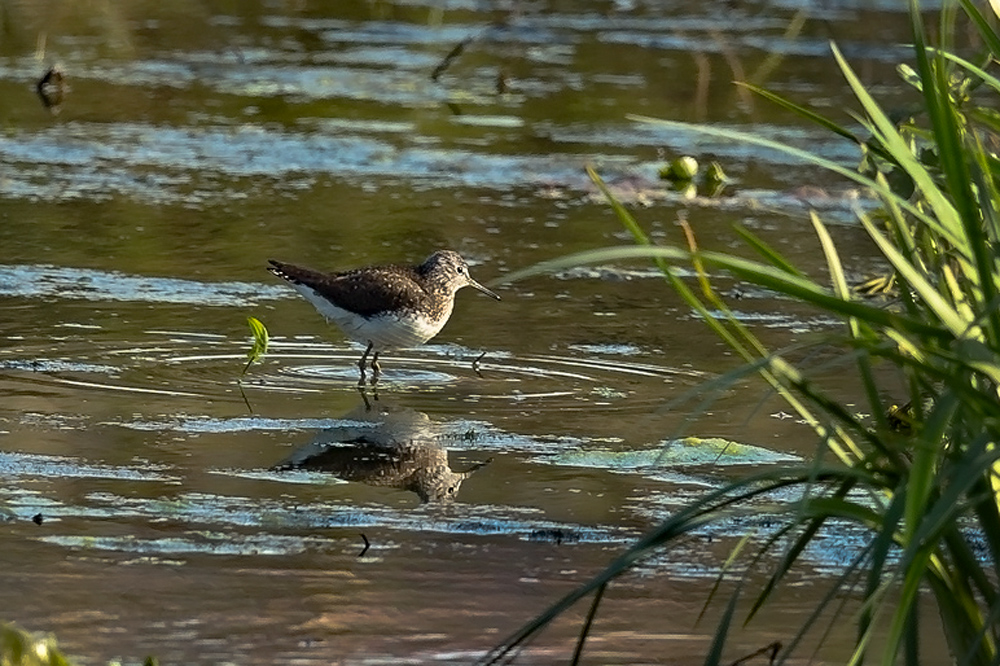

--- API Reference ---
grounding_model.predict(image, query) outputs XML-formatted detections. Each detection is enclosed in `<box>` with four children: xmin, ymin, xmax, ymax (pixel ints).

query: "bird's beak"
<box><xmin>469</xmin><ymin>278</ymin><xmax>501</xmax><ymax>300</ymax></box>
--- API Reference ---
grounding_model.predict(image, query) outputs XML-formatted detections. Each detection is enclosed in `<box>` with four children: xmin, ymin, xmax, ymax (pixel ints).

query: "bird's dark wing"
<box><xmin>268</xmin><ymin>260</ymin><xmax>428</xmax><ymax>317</ymax></box>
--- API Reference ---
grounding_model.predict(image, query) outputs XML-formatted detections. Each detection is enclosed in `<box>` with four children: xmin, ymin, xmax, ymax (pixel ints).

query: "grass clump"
<box><xmin>485</xmin><ymin>0</ymin><xmax>1000</xmax><ymax>664</ymax></box>
<box><xmin>1</xmin><ymin>622</ymin><xmax>72</xmax><ymax>666</ymax></box>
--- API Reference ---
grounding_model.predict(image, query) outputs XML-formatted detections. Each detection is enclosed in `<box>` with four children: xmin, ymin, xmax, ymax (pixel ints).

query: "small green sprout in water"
<box><xmin>703</xmin><ymin>160</ymin><xmax>727</xmax><ymax>185</ymax></box>
<box><xmin>701</xmin><ymin>160</ymin><xmax>728</xmax><ymax>196</ymax></box>
<box><xmin>242</xmin><ymin>316</ymin><xmax>269</xmax><ymax>376</ymax></box>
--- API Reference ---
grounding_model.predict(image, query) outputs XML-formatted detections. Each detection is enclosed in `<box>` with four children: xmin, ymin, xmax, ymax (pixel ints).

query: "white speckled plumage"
<box><xmin>290</xmin><ymin>282</ymin><xmax>453</xmax><ymax>349</ymax></box>
<box><xmin>268</xmin><ymin>250</ymin><xmax>499</xmax><ymax>381</ymax></box>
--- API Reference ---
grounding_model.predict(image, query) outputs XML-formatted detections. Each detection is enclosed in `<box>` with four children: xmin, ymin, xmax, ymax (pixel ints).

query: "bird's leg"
<box><xmin>370</xmin><ymin>352</ymin><xmax>381</xmax><ymax>386</ymax></box>
<box><xmin>357</xmin><ymin>385</ymin><xmax>373</xmax><ymax>411</ymax></box>
<box><xmin>358</xmin><ymin>341</ymin><xmax>374</xmax><ymax>386</ymax></box>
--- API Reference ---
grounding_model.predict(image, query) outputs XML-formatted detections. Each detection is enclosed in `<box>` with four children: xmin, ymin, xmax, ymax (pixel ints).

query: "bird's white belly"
<box><xmin>296</xmin><ymin>284</ymin><xmax>451</xmax><ymax>351</ymax></box>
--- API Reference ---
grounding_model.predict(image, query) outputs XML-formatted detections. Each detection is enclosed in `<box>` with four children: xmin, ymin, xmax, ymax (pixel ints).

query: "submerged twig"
<box><xmin>472</xmin><ymin>350</ymin><xmax>487</xmax><ymax>376</ymax></box>
<box><xmin>431</xmin><ymin>34</ymin><xmax>478</xmax><ymax>81</ymax></box>
<box><xmin>358</xmin><ymin>533</ymin><xmax>371</xmax><ymax>557</ymax></box>
<box><xmin>238</xmin><ymin>382</ymin><xmax>254</xmax><ymax>414</ymax></box>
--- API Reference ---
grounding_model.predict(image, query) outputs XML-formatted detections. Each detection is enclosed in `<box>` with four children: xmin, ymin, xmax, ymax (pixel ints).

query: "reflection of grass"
<box><xmin>485</xmin><ymin>0</ymin><xmax>1000</xmax><ymax>664</ymax></box>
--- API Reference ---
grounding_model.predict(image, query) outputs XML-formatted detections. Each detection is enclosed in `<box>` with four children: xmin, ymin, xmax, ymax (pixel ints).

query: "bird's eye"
<box><xmin>457</xmin><ymin>265</ymin><xmax>467</xmax><ymax>274</ymax></box>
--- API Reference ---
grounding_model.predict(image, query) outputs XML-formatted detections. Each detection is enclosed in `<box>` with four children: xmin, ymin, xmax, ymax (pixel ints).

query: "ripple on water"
<box><xmin>1</xmin><ymin>327</ymin><xmax>712</xmax><ymax>416</ymax></box>
<box><xmin>30</xmin><ymin>490</ymin><xmax>624</xmax><ymax>559</ymax></box>
<box><xmin>283</xmin><ymin>363</ymin><xmax>457</xmax><ymax>385</ymax></box>
<box><xmin>0</xmin><ymin>451</ymin><xmax>178</xmax><ymax>483</ymax></box>
<box><xmin>0</xmin><ymin>264</ymin><xmax>287</xmax><ymax>306</ymax></box>
<box><xmin>0</xmin><ymin>325</ymin><xmax>849</xmax><ymax>579</ymax></box>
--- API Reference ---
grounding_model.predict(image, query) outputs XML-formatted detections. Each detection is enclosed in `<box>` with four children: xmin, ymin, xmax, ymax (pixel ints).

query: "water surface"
<box><xmin>0</xmin><ymin>1</ymin><xmax>939</xmax><ymax>663</ymax></box>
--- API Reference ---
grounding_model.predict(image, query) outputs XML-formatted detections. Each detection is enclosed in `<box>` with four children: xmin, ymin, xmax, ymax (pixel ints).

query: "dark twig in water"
<box><xmin>32</xmin><ymin>513</ymin><xmax>43</xmax><ymax>525</ymax></box>
<box><xmin>495</xmin><ymin>68</ymin><xmax>510</xmax><ymax>94</ymax></box>
<box><xmin>570</xmin><ymin>581</ymin><xmax>607</xmax><ymax>666</ymax></box>
<box><xmin>727</xmin><ymin>641</ymin><xmax>782</xmax><ymax>666</ymax></box>
<box><xmin>237</xmin><ymin>381</ymin><xmax>254</xmax><ymax>414</ymax></box>
<box><xmin>472</xmin><ymin>351</ymin><xmax>487</xmax><ymax>376</ymax></box>
<box><xmin>358</xmin><ymin>533</ymin><xmax>371</xmax><ymax>557</ymax></box>
<box><xmin>431</xmin><ymin>34</ymin><xmax>478</xmax><ymax>81</ymax></box>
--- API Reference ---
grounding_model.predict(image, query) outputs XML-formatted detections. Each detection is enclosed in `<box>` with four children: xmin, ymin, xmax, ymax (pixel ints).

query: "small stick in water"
<box><xmin>472</xmin><ymin>351</ymin><xmax>487</xmax><ymax>375</ymax></box>
<box><xmin>358</xmin><ymin>533</ymin><xmax>371</xmax><ymax>557</ymax></box>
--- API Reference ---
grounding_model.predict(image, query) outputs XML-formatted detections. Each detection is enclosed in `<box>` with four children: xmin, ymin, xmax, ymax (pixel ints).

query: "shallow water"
<box><xmin>0</xmin><ymin>1</ymin><xmax>945</xmax><ymax>664</ymax></box>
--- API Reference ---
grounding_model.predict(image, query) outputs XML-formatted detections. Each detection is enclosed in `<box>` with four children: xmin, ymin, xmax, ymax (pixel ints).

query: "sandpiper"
<box><xmin>267</xmin><ymin>250</ymin><xmax>500</xmax><ymax>382</ymax></box>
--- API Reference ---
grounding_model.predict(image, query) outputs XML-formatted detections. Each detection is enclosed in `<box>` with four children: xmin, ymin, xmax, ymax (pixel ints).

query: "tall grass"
<box><xmin>483</xmin><ymin>0</ymin><xmax>1000</xmax><ymax>663</ymax></box>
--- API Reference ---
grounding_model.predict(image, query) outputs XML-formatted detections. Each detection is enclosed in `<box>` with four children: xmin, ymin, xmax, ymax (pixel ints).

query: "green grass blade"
<box><xmin>860</xmin><ymin>483</ymin><xmax>907</xmax><ymax>663</ymax></box>
<box><xmin>829</xmin><ymin>43</ymin><xmax>966</xmax><ymax>250</ymax></box>
<box><xmin>781</xmin><ymin>541</ymin><xmax>873</xmax><ymax>665</ymax></box>
<box><xmin>811</xmin><ymin>211</ymin><xmax>850</xmax><ymax>301</ymax></box>
<box><xmin>909</xmin><ymin>1</ymin><xmax>997</xmax><ymax>337</ymax></box>
<box><xmin>967</xmin><ymin>132</ymin><xmax>1000</xmax><ymax>246</ymax></box>
<box><xmin>857</xmin><ymin>213</ymin><xmax>969</xmax><ymax>337</ymax></box>
<box><xmin>585</xmin><ymin>171</ymin><xmax>857</xmax><ymax>455</ymax></box>
<box><xmin>881</xmin><ymin>547</ymin><xmax>934</xmax><ymax>666</ymax></box>
<box><xmin>903</xmin><ymin>392</ymin><xmax>957</xmax><ymax>540</ymax></box>
<box><xmin>704</xmin><ymin>580</ymin><xmax>741</xmax><ymax>666</ymax></box>
<box><xmin>570</xmin><ymin>582</ymin><xmax>606</xmax><ymax>666</ymax></box>
<box><xmin>586</xmin><ymin>165</ymin><xmax>651</xmax><ymax>246</ymax></box>
<box><xmin>497</xmin><ymin>245</ymin><xmax>953</xmax><ymax>342</ymax></box>
<box><xmin>732</xmin><ymin>224</ymin><xmax>806</xmax><ymax>277</ymax></box>
<box><xmin>956</xmin><ymin>0</ymin><xmax>1000</xmax><ymax>58</ymax></box>
<box><xmin>737</xmin><ymin>82</ymin><xmax>868</xmax><ymax>150</ymax></box>
<box><xmin>480</xmin><ymin>469</ymin><xmax>862</xmax><ymax>665</ymax></box>
<box><xmin>936</xmin><ymin>50</ymin><xmax>1000</xmax><ymax>95</ymax></box>
<box><xmin>627</xmin><ymin>113</ymin><xmax>968</xmax><ymax>256</ymax></box>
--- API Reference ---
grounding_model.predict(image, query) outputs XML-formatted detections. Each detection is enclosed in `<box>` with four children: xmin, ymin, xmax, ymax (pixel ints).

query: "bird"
<box><xmin>267</xmin><ymin>250</ymin><xmax>500</xmax><ymax>382</ymax></box>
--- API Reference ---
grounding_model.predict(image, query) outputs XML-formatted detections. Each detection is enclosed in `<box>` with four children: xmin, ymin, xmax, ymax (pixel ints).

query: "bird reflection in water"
<box><xmin>272</xmin><ymin>406</ymin><xmax>491</xmax><ymax>503</ymax></box>
<box><xmin>36</xmin><ymin>66</ymin><xmax>66</xmax><ymax>113</ymax></box>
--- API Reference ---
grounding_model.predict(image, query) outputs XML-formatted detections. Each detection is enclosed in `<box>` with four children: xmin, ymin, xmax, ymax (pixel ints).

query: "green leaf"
<box><xmin>733</xmin><ymin>225</ymin><xmax>806</xmax><ymax>278</ymax></box>
<box><xmin>242</xmin><ymin>316</ymin><xmax>270</xmax><ymax>376</ymax></box>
